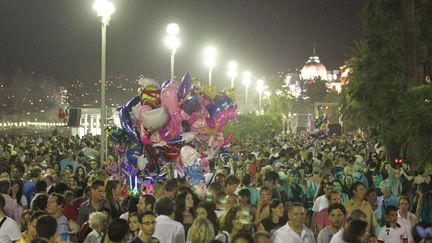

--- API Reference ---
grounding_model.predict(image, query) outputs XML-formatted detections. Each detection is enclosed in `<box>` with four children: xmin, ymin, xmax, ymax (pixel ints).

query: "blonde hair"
<box><xmin>88</xmin><ymin>212</ymin><xmax>108</xmax><ymax>230</ymax></box>
<box><xmin>186</xmin><ymin>217</ymin><xmax>215</xmax><ymax>243</ymax></box>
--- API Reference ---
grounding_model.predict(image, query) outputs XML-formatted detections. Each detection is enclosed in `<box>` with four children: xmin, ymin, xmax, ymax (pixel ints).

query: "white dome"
<box><xmin>301</xmin><ymin>55</ymin><xmax>327</xmax><ymax>80</ymax></box>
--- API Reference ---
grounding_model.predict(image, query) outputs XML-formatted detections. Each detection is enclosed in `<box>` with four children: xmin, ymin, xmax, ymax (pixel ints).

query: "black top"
<box><xmin>260</xmin><ymin>217</ymin><xmax>286</xmax><ymax>234</ymax></box>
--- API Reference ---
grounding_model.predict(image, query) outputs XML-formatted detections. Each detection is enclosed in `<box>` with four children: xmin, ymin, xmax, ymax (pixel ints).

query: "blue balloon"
<box><xmin>119</xmin><ymin>96</ymin><xmax>142</xmax><ymax>145</ymax></box>
<box><xmin>181</xmin><ymin>96</ymin><xmax>200</xmax><ymax>115</ymax></box>
<box><xmin>207</xmin><ymin>96</ymin><xmax>234</xmax><ymax>118</ymax></box>
<box><xmin>160</xmin><ymin>80</ymin><xmax>171</xmax><ymax>89</ymax></box>
<box><xmin>178</xmin><ymin>73</ymin><xmax>192</xmax><ymax>99</ymax></box>
<box><xmin>126</xmin><ymin>147</ymin><xmax>142</xmax><ymax>168</ymax></box>
<box><xmin>184</xmin><ymin>158</ymin><xmax>205</xmax><ymax>185</ymax></box>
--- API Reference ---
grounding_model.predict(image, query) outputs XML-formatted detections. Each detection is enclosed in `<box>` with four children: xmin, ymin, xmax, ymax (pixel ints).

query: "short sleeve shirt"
<box><xmin>378</xmin><ymin>223</ymin><xmax>408</xmax><ymax>243</ymax></box>
<box><xmin>0</xmin><ymin>216</ymin><xmax>21</xmax><ymax>243</ymax></box>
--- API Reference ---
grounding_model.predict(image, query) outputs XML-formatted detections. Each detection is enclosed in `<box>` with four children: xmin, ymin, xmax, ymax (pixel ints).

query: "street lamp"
<box><xmin>165</xmin><ymin>23</ymin><xmax>180</xmax><ymax>80</ymax></box>
<box><xmin>227</xmin><ymin>61</ymin><xmax>238</xmax><ymax>88</ymax></box>
<box><xmin>204</xmin><ymin>47</ymin><xmax>216</xmax><ymax>85</ymax></box>
<box><xmin>242</xmin><ymin>71</ymin><xmax>252</xmax><ymax>113</ymax></box>
<box><xmin>256</xmin><ymin>79</ymin><xmax>265</xmax><ymax>113</ymax></box>
<box><xmin>93</xmin><ymin>0</ymin><xmax>115</xmax><ymax>165</ymax></box>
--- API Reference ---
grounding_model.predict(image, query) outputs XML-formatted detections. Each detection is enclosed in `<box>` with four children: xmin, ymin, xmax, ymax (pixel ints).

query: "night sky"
<box><xmin>0</xmin><ymin>0</ymin><xmax>367</xmax><ymax>85</ymax></box>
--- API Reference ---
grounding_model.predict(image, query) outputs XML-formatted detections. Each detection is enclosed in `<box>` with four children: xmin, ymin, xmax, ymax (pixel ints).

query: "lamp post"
<box><xmin>165</xmin><ymin>23</ymin><xmax>180</xmax><ymax>80</ymax></box>
<box><xmin>227</xmin><ymin>61</ymin><xmax>238</xmax><ymax>88</ymax></box>
<box><xmin>256</xmin><ymin>79</ymin><xmax>264</xmax><ymax>113</ymax></box>
<box><xmin>242</xmin><ymin>71</ymin><xmax>252</xmax><ymax>113</ymax></box>
<box><xmin>93</xmin><ymin>0</ymin><xmax>115</xmax><ymax>165</ymax></box>
<box><xmin>204</xmin><ymin>47</ymin><xmax>216</xmax><ymax>85</ymax></box>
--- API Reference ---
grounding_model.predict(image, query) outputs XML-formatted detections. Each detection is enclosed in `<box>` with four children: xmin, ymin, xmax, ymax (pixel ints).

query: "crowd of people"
<box><xmin>0</xmin><ymin>131</ymin><xmax>431</xmax><ymax>243</ymax></box>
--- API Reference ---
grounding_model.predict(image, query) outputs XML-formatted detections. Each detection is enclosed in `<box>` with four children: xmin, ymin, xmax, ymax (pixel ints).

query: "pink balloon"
<box><xmin>158</xmin><ymin>108</ymin><xmax>191</xmax><ymax>141</ymax></box>
<box><xmin>161</xmin><ymin>81</ymin><xmax>180</xmax><ymax>116</ymax></box>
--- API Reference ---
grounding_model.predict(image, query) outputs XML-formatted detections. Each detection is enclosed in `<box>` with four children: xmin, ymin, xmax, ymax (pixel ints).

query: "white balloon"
<box><xmin>140</xmin><ymin>107</ymin><xmax>170</xmax><ymax>132</ymax></box>
<box><xmin>180</xmin><ymin>145</ymin><xmax>199</xmax><ymax>166</ymax></box>
<box><xmin>138</xmin><ymin>78</ymin><xmax>158</xmax><ymax>87</ymax></box>
<box><xmin>137</xmin><ymin>155</ymin><xmax>148</xmax><ymax>170</ymax></box>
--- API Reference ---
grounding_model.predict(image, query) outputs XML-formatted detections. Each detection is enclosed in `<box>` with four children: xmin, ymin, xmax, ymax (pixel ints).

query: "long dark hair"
<box><xmin>220</xmin><ymin>206</ymin><xmax>243</xmax><ymax>234</ymax></box>
<box><xmin>175</xmin><ymin>189</ymin><xmax>197</xmax><ymax>223</ymax></box>
<box><xmin>105</xmin><ymin>179</ymin><xmax>120</xmax><ymax>207</ymax></box>
<box><xmin>10</xmin><ymin>178</ymin><xmax>24</xmax><ymax>207</ymax></box>
<box><xmin>342</xmin><ymin>219</ymin><xmax>368</xmax><ymax>243</ymax></box>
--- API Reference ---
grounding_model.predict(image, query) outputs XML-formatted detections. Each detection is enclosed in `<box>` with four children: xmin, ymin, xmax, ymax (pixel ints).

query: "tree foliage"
<box><xmin>341</xmin><ymin>0</ymin><xmax>432</xmax><ymax>163</ymax></box>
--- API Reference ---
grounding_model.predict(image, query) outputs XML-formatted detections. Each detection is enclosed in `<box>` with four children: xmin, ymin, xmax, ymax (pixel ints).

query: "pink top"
<box><xmin>1</xmin><ymin>194</ymin><xmax>19</xmax><ymax>222</ymax></box>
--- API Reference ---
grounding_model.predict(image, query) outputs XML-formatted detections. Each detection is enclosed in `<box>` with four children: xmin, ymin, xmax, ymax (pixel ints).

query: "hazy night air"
<box><xmin>0</xmin><ymin>0</ymin><xmax>366</xmax><ymax>85</ymax></box>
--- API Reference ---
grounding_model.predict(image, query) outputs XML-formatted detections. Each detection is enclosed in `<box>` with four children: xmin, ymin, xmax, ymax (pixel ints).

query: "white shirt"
<box><xmin>378</xmin><ymin>223</ymin><xmax>408</xmax><ymax>243</ymax></box>
<box><xmin>0</xmin><ymin>216</ymin><xmax>21</xmax><ymax>243</ymax></box>
<box><xmin>313</xmin><ymin>195</ymin><xmax>329</xmax><ymax>213</ymax></box>
<box><xmin>273</xmin><ymin>223</ymin><xmax>315</xmax><ymax>243</ymax></box>
<box><xmin>398</xmin><ymin>211</ymin><xmax>417</xmax><ymax>243</ymax></box>
<box><xmin>329</xmin><ymin>228</ymin><xmax>346</xmax><ymax>243</ymax></box>
<box><xmin>153</xmin><ymin>215</ymin><xmax>185</xmax><ymax>243</ymax></box>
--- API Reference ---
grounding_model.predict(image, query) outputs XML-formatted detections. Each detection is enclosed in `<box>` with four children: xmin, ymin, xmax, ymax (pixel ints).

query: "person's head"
<box><xmin>68</xmin><ymin>176</ymin><xmax>79</xmax><ymax>189</ymax></box>
<box><xmin>90</xmin><ymin>179</ymin><xmax>105</xmax><ymax>201</ymax></box>
<box><xmin>269</xmin><ymin>199</ymin><xmax>284</xmax><ymax>218</ymax></box>
<box><xmin>46</xmin><ymin>193</ymin><xmax>65</xmax><ymax>216</ymax></box>
<box><xmin>347</xmin><ymin>209</ymin><xmax>368</xmax><ymax>223</ymax></box>
<box><xmin>138</xmin><ymin>211</ymin><xmax>157</xmax><ymax>237</ymax></box>
<box><xmin>36</xmin><ymin>215</ymin><xmax>57</xmax><ymax>240</ymax></box>
<box><xmin>333</xmin><ymin>180</ymin><xmax>343</xmax><ymax>193</ymax></box>
<box><xmin>137</xmin><ymin>194</ymin><xmax>156</xmax><ymax>213</ymax></box>
<box><xmin>89</xmin><ymin>159</ymin><xmax>98</xmax><ymax>170</ymax></box>
<box><xmin>75</xmin><ymin>166</ymin><xmax>86</xmax><ymax>178</ymax></box>
<box><xmin>128</xmin><ymin>212</ymin><xmax>140</xmax><ymax>233</ymax></box>
<box><xmin>241</xmin><ymin>174</ymin><xmax>252</xmax><ymax>187</ymax></box>
<box><xmin>35</xmin><ymin>180</ymin><xmax>47</xmax><ymax>193</ymax></box>
<box><xmin>264</xmin><ymin>171</ymin><xmax>279</xmax><ymax>185</ymax></box>
<box><xmin>287</xmin><ymin>202</ymin><xmax>306</xmax><ymax>227</ymax></box>
<box><xmin>398</xmin><ymin>195</ymin><xmax>411</xmax><ymax>213</ymax></box>
<box><xmin>197</xmin><ymin>201</ymin><xmax>219</xmax><ymax>233</ymax></box>
<box><xmin>27</xmin><ymin>211</ymin><xmax>47</xmax><ymax>241</ymax></box>
<box><xmin>327</xmin><ymin>191</ymin><xmax>341</xmax><ymax>205</ymax></box>
<box><xmin>342</xmin><ymin>219</ymin><xmax>369</xmax><ymax>243</ymax></box>
<box><xmin>238</xmin><ymin>188</ymin><xmax>251</xmax><ymax>206</ymax></box>
<box><xmin>107</xmin><ymin>218</ymin><xmax>129</xmax><ymax>243</ymax></box>
<box><xmin>176</xmin><ymin>189</ymin><xmax>196</xmax><ymax>212</ymax></box>
<box><xmin>30</xmin><ymin>167</ymin><xmax>42</xmax><ymax>180</ymax></box>
<box><xmin>215</xmin><ymin>173</ymin><xmax>226</xmax><ymax>186</ymax></box>
<box><xmin>31</xmin><ymin>194</ymin><xmax>49</xmax><ymax>211</ymax></box>
<box><xmin>351</xmin><ymin>182</ymin><xmax>367</xmax><ymax>200</ymax></box>
<box><xmin>207</xmin><ymin>182</ymin><xmax>223</xmax><ymax>199</ymax></box>
<box><xmin>386</xmin><ymin>205</ymin><xmax>399</xmax><ymax>225</ymax></box>
<box><xmin>379</xmin><ymin>180</ymin><xmax>392</xmax><ymax>197</ymax></box>
<box><xmin>164</xmin><ymin>178</ymin><xmax>178</xmax><ymax>196</ymax></box>
<box><xmin>105</xmin><ymin>179</ymin><xmax>121</xmax><ymax>203</ymax></box>
<box><xmin>327</xmin><ymin>203</ymin><xmax>346</xmax><ymax>229</ymax></box>
<box><xmin>224</xmin><ymin>175</ymin><xmax>240</xmax><ymax>195</ymax></box>
<box><xmin>254</xmin><ymin>231</ymin><xmax>272</xmax><ymax>243</ymax></box>
<box><xmin>343</xmin><ymin>175</ymin><xmax>353</xmax><ymax>187</ymax></box>
<box><xmin>260</xmin><ymin>186</ymin><xmax>272</xmax><ymax>204</ymax></box>
<box><xmin>232</xmin><ymin>231</ymin><xmax>254</xmax><ymax>243</ymax></box>
<box><xmin>0</xmin><ymin>179</ymin><xmax>10</xmax><ymax>194</ymax></box>
<box><xmin>186</xmin><ymin>217</ymin><xmax>215</xmax><ymax>243</ymax></box>
<box><xmin>88</xmin><ymin>211</ymin><xmax>108</xmax><ymax>234</ymax></box>
<box><xmin>154</xmin><ymin>196</ymin><xmax>175</xmax><ymax>217</ymax></box>
<box><xmin>44</xmin><ymin>174</ymin><xmax>54</xmax><ymax>186</ymax></box>
<box><xmin>220</xmin><ymin>206</ymin><xmax>247</xmax><ymax>233</ymax></box>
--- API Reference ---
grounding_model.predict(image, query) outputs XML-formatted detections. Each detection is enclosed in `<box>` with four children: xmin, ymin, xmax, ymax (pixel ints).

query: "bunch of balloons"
<box><xmin>106</xmin><ymin>73</ymin><xmax>237</xmax><ymax>191</ymax></box>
